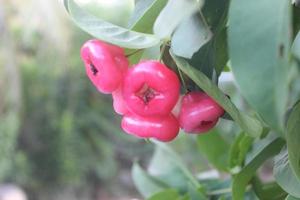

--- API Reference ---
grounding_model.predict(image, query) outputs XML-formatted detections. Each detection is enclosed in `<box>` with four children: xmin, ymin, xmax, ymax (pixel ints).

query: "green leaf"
<box><xmin>126</xmin><ymin>49</ymin><xmax>144</xmax><ymax>65</ymax></box>
<box><xmin>228</xmin><ymin>0</ymin><xmax>291</xmax><ymax>131</ymax></box>
<box><xmin>153</xmin><ymin>0</ymin><xmax>200</xmax><ymax>39</ymax></box>
<box><xmin>252</xmin><ymin>178</ymin><xmax>287</xmax><ymax>200</ymax></box>
<box><xmin>65</xmin><ymin>0</ymin><xmax>160</xmax><ymax>49</ymax></box>
<box><xmin>188</xmin><ymin>27</ymin><xmax>228</xmax><ymax>79</ymax></box>
<box><xmin>132</xmin><ymin>162</ymin><xmax>169</xmax><ymax>198</ymax></box>
<box><xmin>148</xmin><ymin>141</ymin><xmax>200</xmax><ymax>193</ymax></box>
<box><xmin>293</xmin><ymin>6</ymin><xmax>300</xmax><ymax>38</ymax></box>
<box><xmin>292</xmin><ymin>32</ymin><xmax>300</xmax><ymax>61</ymax></box>
<box><xmin>194</xmin><ymin>0</ymin><xmax>229</xmax><ymax>76</ymax></box>
<box><xmin>142</xmin><ymin>44</ymin><xmax>161</xmax><ymax>60</ymax></box>
<box><xmin>63</xmin><ymin>0</ymin><xmax>69</xmax><ymax>11</ymax></box>
<box><xmin>197</xmin><ymin>129</ymin><xmax>230</xmax><ymax>171</ymax></box>
<box><xmin>74</xmin><ymin>0</ymin><xmax>134</xmax><ymax>27</ymax></box>
<box><xmin>286</xmin><ymin>195</ymin><xmax>300</xmax><ymax>200</ymax></box>
<box><xmin>274</xmin><ymin>150</ymin><xmax>300</xmax><ymax>198</ymax></box>
<box><xmin>229</xmin><ymin>132</ymin><xmax>254</xmax><ymax>169</ymax></box>
<box><xmin>147</xmin><ymin>189</ymin><xmax>180</xmax><ymax>200</ymax></box>
<box><xmin>286</xmin><ymin>102</ymin><xmax>300</xmax><ymax>180</ymax></box>
<box><xmin>232</xmin><ymin>137</ymin><xmax>285</xmax><ymax>200</ymax></box>
<box><xmin>202</xmin><ymin>0</ymin><xmax>229</xmax><ymax>32</ymax></box>
<box><xmin>129</xmin><ymin>0</ymin><xmax>168</xmax><ymax>33</ymax></box>
<box><xmin>213</xmin><ymin>28</ymin><xmax>229</xmax><ymax>76</ymax></box>
<box><xmin>170</xmin><ymin>52</ymin><xmax>264</xmax><ymax>137</ymax></box>
<box><xmin>188</xmin><ymin>183</ymin><xmax>207</xmax><ymax>200</ymax></box>
<box><xmin>171</xmin><ymin>13</ymin><xmax>212</xmax><ymax>59</ymax></box>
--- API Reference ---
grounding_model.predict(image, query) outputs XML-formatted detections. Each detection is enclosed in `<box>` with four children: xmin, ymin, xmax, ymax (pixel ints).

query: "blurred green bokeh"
<box><xmin>0</xmin><ymin>1</ymin><xmax>152</xmax><ymax>199</ymax></box>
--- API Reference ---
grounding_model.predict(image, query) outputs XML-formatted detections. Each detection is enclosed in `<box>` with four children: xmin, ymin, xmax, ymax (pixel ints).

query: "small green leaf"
<box><xmin>292</xmin><ymin>31</ymin><xmax>300</xmax><ymax>61</ymax></box>
<box><xmin>126</xmin><ymin>49</ymin><xmax>144</xmax><ymax>65</ymax></box>
<box><xmin>132</xmin><ymin>162</ymin><xmax>168</xmax><ymax>198</ymax></box>
<box><xmin>188</xmin><ymin>183</ymin><xmax>207</xmax><ymax>200</ymax></box>
<box><xmin>63</xmin><ymin>0</ymin><xmax>69</xmax><ymax>11</ymax></box>
<box><xmin>232</xmin><ymin>137</ymin><xmax>285</xmax><ymax>200</ymax></box>
<box><xmin>190</xmin><ymin>0</ymin><xmax>229</xmax><ymax>76</ymax></box>
<box><xmin>197</xmin><ymin>129</ymin><xmax>230</xmax><ymax>171</ymax></box>
<box><xmin>188</xmin><ymin>28</ymin><xmax>228</xmax><ymax>79</ymax></box>
<box><xmin>286</xmin><ymin>195</ymin><xmax>300</xmax><ymax>200</ymax></box>
<box><xmin>147</xmin><ymin>189</ymin><xmax>180</xmax><ymax>200</ymax></box>
<box><xmin>74</xmin><ymin>0</ymin><xmax>134</xmax><ymax>27</ymax></box>
<box><xmin>148</xmin><ymin>141</ymin><xmax>200</xmax><ymax>193</ymax></box>
<box><xmin>142</xmin><ymin>44</ymin><xmax>161</xmax><ymax>60</ymax></box>
<box><xmin>229</xmin><ymin>132</ymin><xmax>254</xmax><ymax>169</ymax></box>
<box><xmin>252</xmin><ymin>178</ymin><xmax>287</xmax><ymax>200</ymax></box>
<box><xmin>170</xmin><ymin>52</ymin><xmax>264</xmax><ymax>137</ymax></box>
<box><xmin>153</xmin><ymin>0</ymin><xmax>201</xmax><ymax>39</ymax></box>
<box><xmin>171</xmin><ymin>13</ymin><xmax>212</xmax><ymax>59</ymax></box>
<box><xmin>65</xmin><ymin>0</ymin><xmax>160</xmax><ymax>49</ymax></box>
<box><xmin>286</xmin><ymin>101</ymin><xmax>300</xmax><ymax>180</ymax></box>
<box><xmin>202</xmin><ymin>0</ymin><xmax>229</xmax><ymax>32</ymax></box>
<box><xmin>274</xmin><ymin>150</ymin><xmax>300</xmax><ymax>198</ymax></box>
<box><xmin>228</xmin><ymin>0</ymin><xmax>291</xmax><ymax>131</ymax></box>
<box><xmin>129</xmin><ymin>0</ymin><xmax>168</xmax><ymax>33</ymax></box>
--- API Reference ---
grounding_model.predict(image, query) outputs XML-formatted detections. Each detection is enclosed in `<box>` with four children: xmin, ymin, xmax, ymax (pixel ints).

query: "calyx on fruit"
<box><xmin>122</xmin><ymin>60</ymin><xmax>180</xmax><ymax>117</ymax></box>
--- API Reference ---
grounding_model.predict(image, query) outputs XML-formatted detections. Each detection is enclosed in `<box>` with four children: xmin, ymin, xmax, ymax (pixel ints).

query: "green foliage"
<box><xmin>229</xmin><ymin>132</ymin><xmax>254</xmax><ymax>169</ymax></box>
<box><xmin>147</xmin><ymin>189</ymin><xmax>180</xmax><ymax>200</ymax></box>
<box><xmin>232</xmin><ymin>136</ymin><xmax>285</xmax><ymax>199</ymax></box>
<box><xmin>74</xmin><ymin>0</ymin><xmax>134</xmax><ymax>27</ymax></box>
<box><xmin>147</xmin><ymin>142</ymin><xmax>201</xmax><ymax>193</ymax></box>
<box><xmin>286</xmin><ymin>101</ymin><xmax>300</xmax><ymax>180</ymax></box>
<box><xmin>197</xmin><ymin>129</ymin><xmax>230</xmax><ymax>171</ymax></box>
<box><xmin>0</xmin><ymin>36</ymin><xmax>22</xmax><ymax>182</ymax></box>
<box><xmin>19</xmin><ymin>59</ymin><xmax>117</xmax><ymax>186</ymax></box>
<box><xmin>171</xmin><ymin>13</ymin><xmax>212</xmax><ymax>59</ymax></box>
<box><xmin>287</xmin><ymin>195</ymin><xmax>300</xmax><ymax>200</ymax></box>
<box><xmin>274</xmin><ymin>150</ymin><xmax>300</xmax><ymax>198</ymax></box>
<box><xmin>65</xmin><ymin>0</ymin><xmax>160</xmax><ymax>49</ymax></box>
<box><xmin>170</xmin><ymin>52</ymin><xmax>264</xmax><ymax>137</ymax></box>
<box><xmin>133</xmin><ymin>142</ymin><xmax>207</xmax><ymax>200</ymax></box>
<box><xmin>292</xmin><ymin>32</ymin><xmax>300</xmax><ymax>61</ymax></box>
<box><xmin>228</xmin><ymin>0</ymin><xmax>291</xmax><ymax>132</ymax></box>
<box><xmin>132</xmin><ymin>162</ymin><xmax>168</xmax><ymax>198</ymax></box>
<box><xmin>153</xmin><ymin>0</ymin><xmax>200</xmax><ymax>39</ymax></box>
<box><xmin>129</xmin><ymin>0</ymin><xmax>168</xmax><ymax>33</ymax></box>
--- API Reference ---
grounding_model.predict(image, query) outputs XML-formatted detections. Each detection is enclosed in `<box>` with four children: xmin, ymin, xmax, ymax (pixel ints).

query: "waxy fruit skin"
<box><xmin>179</xmin><ymin>91</ymin><xmax>224</xmax><ymax>134</ymax></box>
<box><xmin>122</xmin><ymin>61</ymin><xmax>180</xmax><ymax>117</ymax></box>
<box><xmin>80</xmin><ymin>39</ymin><xmax>128</xmax><ymax>93</ymax></box>
<box><xmin>112</xmin><ymin>86</ymin><xmax>128</xmax><ymax>115</ymax></box>
<box><xmin>121</xmin><ymin>113</ymin><xmax>180</xmax><ymax>142</ymax></box>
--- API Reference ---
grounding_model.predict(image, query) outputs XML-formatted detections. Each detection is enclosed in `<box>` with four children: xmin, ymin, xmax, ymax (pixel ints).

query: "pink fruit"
<box><xmin>80</xmin><ymin>39</ymin><xmax>128</xmax><ymax>93</ymax></box>
<box><xmin>121</xmin><ymin>113</ymin><xmax>180</xmax><ymax>142</ymax></box>
<box><xmin>122</xmin><ymin>61</ymin><xmax>180</xmax><ymax>117</ymax></box>
<box><xmin>179</xmin><ymin>91</ymin><xmax>224</xmax><ymax>134</ymax></box>
<box><xmin>112</xmin><ymin>86</ymin><xmax>128</xmax><ymax>115</ymax></box>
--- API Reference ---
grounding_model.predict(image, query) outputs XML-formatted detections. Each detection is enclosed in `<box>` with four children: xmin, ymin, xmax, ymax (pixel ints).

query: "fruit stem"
<box><xmin>177</xmin><ymin>66</ymin><xmax>188</xmax><ymax>93</ymax></box>
<box><xmin>159</xmin><ymin>42</ymin><xmax>168</xmax><ymax>62</ymax></box>
<box><xmin>125</xmin><ymin>49</ymin><xmax>142</xmax><ymax>57</ymax></box>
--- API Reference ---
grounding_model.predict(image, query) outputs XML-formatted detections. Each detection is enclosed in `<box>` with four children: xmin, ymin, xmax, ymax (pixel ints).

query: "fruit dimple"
<box><xmin>200</xmin><ymin>120</ymin><xmax>213</xmax><ymax>126</ymax></box>
<box><xmin>136</xmin><ymin>84</ymin><xmax>157</xmax><ymax>105</ymax></box>
<box><xmin>89</xmin><ymin>63</ymin><xmax>98</xmax><ymax>75</ymax></box>
<box><xmin>179</xmin><ymin>91</ymin><xmax>225</xmax><ymax>134</ymax></box>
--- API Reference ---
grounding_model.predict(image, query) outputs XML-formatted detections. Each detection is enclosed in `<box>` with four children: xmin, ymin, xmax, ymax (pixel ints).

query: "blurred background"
<box><xmin>0</xmin><ymin>0</ymin><xmax>157</xmax><ymax>199</ymax></box>
<box><xmin>0</xmin><ymin>0</ymin><xmax>243</xmax><ymax>200</ymax></box>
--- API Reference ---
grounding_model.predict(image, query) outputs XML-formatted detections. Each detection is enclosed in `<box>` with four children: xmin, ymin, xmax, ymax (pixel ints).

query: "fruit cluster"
<box><xmin>80</xmin><ymin>39</ymin><xmax>225</xmax><ymax>142</ymax></box>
